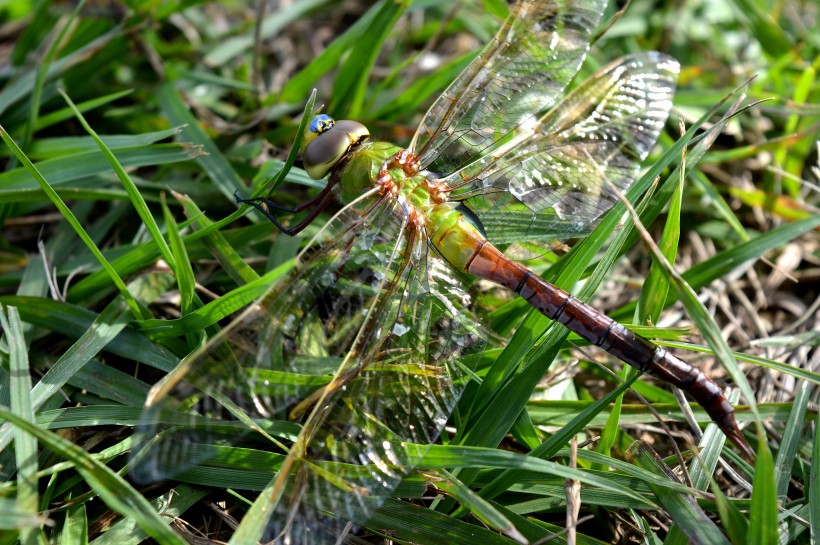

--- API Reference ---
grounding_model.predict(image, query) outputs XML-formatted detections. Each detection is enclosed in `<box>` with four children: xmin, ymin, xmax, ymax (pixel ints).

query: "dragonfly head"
<box><xmin>302</xmin><ymin>115</ymin><xmax>370</xmax><ymax>179</ymax></box>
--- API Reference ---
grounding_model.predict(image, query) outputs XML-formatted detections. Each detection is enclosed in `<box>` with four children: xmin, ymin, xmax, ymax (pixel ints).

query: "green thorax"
<box><xmin>337</xmin><ymin>140</ymin><xmax>486</xmax><ymax>273</ymax></box>
<box><xmin>337</xmin><ymin>141</ymin><xmax>431</xmax><ymax>212</ymax></box>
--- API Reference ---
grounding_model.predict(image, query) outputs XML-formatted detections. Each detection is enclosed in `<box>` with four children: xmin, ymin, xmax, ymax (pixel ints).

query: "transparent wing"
<box><xmin>410</xmin><ymin>0</ymin><xmax>607</xmax><ymax>176</ymax></box>
<box><xmin>132</xmin><ymin>196</ymin><xmax>484</xmax><ymax>544</ymax></box>
<box><xmin>279</xmin><ymin>219</ymin><xmax>484</xmax><ymax>543</ymax></box>
<box><xmin>443</xmin><ymin>52</ymin><xmax>680</xmax><ymax>246</ymax></box>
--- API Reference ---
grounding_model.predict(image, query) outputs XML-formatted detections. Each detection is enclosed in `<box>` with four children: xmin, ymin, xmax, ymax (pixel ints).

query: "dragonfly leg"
<box><xmin>236</xmin><ymin>185</ymin><xmax>335</xmax><ymax>236</ymax></box>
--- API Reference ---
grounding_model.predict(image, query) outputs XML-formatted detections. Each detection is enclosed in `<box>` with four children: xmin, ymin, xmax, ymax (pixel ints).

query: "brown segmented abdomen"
<box><xmin>464</xmin><ymin>239</ymin><xmax>754</xmax><ymax>460</ymax></box>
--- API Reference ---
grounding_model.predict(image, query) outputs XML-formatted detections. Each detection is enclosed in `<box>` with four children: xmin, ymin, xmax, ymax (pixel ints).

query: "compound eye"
<box><xmin>303</xmin><ymin>120</ymin><xmax>369</xmax><ymax>180</ymax></box>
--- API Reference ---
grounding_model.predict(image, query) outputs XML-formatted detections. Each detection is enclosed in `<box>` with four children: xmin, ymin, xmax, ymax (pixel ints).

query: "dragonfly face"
<box><xmin>302</xmin><ymin>116</ymin><xmax>370</xmax><ymax>179</ymax></box>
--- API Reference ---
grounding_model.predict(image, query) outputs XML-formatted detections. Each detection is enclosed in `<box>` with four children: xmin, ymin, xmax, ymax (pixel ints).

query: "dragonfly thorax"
<box><xmin>338</xmin><ymin>140</ymin><xmax>406</xmax><ymax>206</ymax></box>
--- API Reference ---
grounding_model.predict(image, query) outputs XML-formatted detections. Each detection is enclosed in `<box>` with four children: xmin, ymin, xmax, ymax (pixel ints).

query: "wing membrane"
<box><xmin>280</xmin><ymin>224</ymin><xmax>483</xmax><ymax>542</ymax></box>
<box><xmin>133</xmin><ymin>196</ymin><xmax>484</xmax><ymax>543</ymax></box>
<box><xmin>411</xmin><ymin>0</ymin><xmax>607</xmax><ymax>176</ymax></box>
<box><xmin>445</xmin><ymin>52</ymin><xmax>680</xmax><ymax>246</ymax></box>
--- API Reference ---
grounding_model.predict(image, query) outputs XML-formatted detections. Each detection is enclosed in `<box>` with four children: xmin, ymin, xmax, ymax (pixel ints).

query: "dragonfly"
<box><xmin>134</xmin><ymin>0</ymin><xmax>754</xmax><ymax>543</ymax></box>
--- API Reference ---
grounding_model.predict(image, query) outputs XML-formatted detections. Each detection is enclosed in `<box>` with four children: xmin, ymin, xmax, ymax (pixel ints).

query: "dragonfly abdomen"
<box><xmin>464</xmin><ymin>237</ymin><xmax>754</xmax><ymax>459</ymax></box>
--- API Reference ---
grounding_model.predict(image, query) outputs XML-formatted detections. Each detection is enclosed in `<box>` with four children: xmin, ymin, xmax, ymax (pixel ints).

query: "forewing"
<box><xmin>280</xmin><ymin>220</ymin><xmax>484</xmax><ymax>543</ymax></box>
<box><xmin>411</xmin><ymin>0</ymin><xmax>607</xmax><ymax>176</ymax></box>
<box><xmin>132</xmin><ymin>196</ymin><xmax>484</xmax><ymax>543</ymax></box>
<box><xmin>130</xmin><ymin>198</ymin><xmax>398</xmax><ymax>482</ymax></box>
<box><xmin>444</xmin><ymin>52</ymin><xmax>680</xmax><ymax>246</ymax></box>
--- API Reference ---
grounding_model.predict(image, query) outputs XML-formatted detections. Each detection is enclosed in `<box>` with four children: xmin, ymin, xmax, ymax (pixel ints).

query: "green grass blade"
<box><xmin>0</xmin><ymin>498</ymin><xmax>46</xmax><ymax>531</ymax></box>
<box><xmin>0</xmin><ymin>126</ymin><xmax>143</xmax><ymax>318</ymax></box>
<box><xmin>682</xmin><ymin>214</ymin><xmax>820</xmax><ymax>292</ymax></box>
<box><xmin>0</xmin><ymin>408</ymin><xmax>188</xmax><ymax>545</ymax></box>
<box><xmin>175</xmin><ymin>191</ymin><xmax>259</xmax><ymax>285</ymax></box>
<box><xmin>161</xmin><ymin>194</ymin><xmax>209</xmax><ymax>352</ymax></box>
<box><xmin>89</xmin><ymin>485</ymin><xmax>208</xmax><ymax>545</ymax></box>
<box><xmin>434</xmin><ymin>469</ymin><xmax>527</xmax><ymax>544</ymax></box>
<box><xmin>0</xmin><ymin>295</ymin><xmax>177</xmax><ymax>372</ymax></box>
<box><xmin>161</xmin><ymin>196</ymin><xmax>195</xmax><ymax>315</ymax></box>
<box><xmin>227</xmin><ymin>463</ymin><xmax>283</xmax><ymax>544</ymax></box>
<box><xmin>637</xmin><ymin>166</ymin><xmax>682</xmax><ymax>326</ymax></box>
<box><xmin>135</xmin><ymin>261</ymin><xmax>291</xmax><ymax>338</ymax></box>
<box><xmin>248</xmin><ymin>88</ymin><xmax>317</xmax><ymax>198</ymax></box>
<box><xmin>748</xmin><ymin>441</ymin><xmax>778</xmax><ymax>545</ymax></box>
<box><xmin>451</xmin><ymin>374</ymin><xmax>641</xmax><ymax>521</ymax></box>
<box><xmin>811</xmin><ymin>418</ymin><xmax>820</xmax><ymax>544</ymax></box>
<box><xmin>726</xmin><ymin>0</ymin><xmax>792</xmax><ymax>57</ymax></box>
<box><xmin>370</xmin><ymin>53</ymin><xmax>475</xmax><ymax>121</ymax></box>
<box><xmin>0</xmin><ymin>25</ymin><xmax>125</xmax><ymax>118</ymax></box>
<box><xmin>61</xmin><ymin>501</ymin><xmax>88</xmax><ymax>544</ymax></box>
<box><xmin>687</xmin><ymin>169</ymin><xmax>749</xmax><ymax>241</ymax></box>
<box><xmin>278</xmin><ymin>1</ymin><xmax>388</xmax><ymax>105</ymax></box>
<box><xmin>0</xmin><ymin>297</ymin><xmax>131</xmax><ymax>453</ymax></box>
<box><xmin>329</xmin><ymin>2</ymin><xmax>406</xmax><ymax>118</ymax></box>
<box><xmin>203</xmin><ymin>0</ymin><xmax>331</xmax><ymax>67</ymax></box>
<box><xmin>34</xmin><ymin>89</ymin><xmax>133</xmax><ymax>132</ymax></box>
<box><xmin>59</xmin><ymin>89</ymin><xmax>176</xmax><ymax>269</ymax></box>
<box><xmin>0</xmin><ymin>144</ymin><xmax>202</xmax><ymax>190</ymax></box>
<box><xmin>774</xmin><ymin>381</ymin><xmax>810</xmax><ymax>500</ymax></box>
<box><xmin>367</xmin><ymin>498</ymin><xmax>520</xmax><ymax>545</ymax></box>
<box><xmin>0</xmin><ymin>305</ymin><xmax>40</xmax><ymax>545</ymax></box>
<box><xmin>418</xmin><ymin>444</ymin><xmax>657</xmax><ymax>505</ymax></box>
<box><xmin>627</xmin><ymin>441</ymin><xmax>730</xmax><ymax>545</ymax></box>
<box><xmin>23</xmin><ymin>126</ymin><xmax>183</xmax><ymax>159</ymax></box>
<box><xmin>712</xmin><ymin>483</ymin><xmax>749</xmax><ymax>545</ymax></box>
<box><xmin>20</xmin><ymin>0</ymin><xmax>84</xmax><ymax>156</ymax></box>
<box><xmin>610</xmin><ymin>213</ymin><xmax>820</xmax><ymax>325</ymax></box>
<box><xmin>155</xmin><ymin>81</ymin><xmax>244</xmax><ymax>200</ymax></box>
<box><xmin>63</xmin><ymin>222</ymin><xmax>273</xmax><ymax>304</ymax></box>
<box><xmin>67</xmin><ymin>360</ymin><xmax>150</xmax><ymax>406</ymax></box>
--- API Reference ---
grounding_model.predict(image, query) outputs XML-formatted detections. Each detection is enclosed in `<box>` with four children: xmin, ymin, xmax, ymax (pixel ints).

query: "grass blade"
<box><xmin>0</xmin><ymin>297</ymin><xmax>131</xmax><ymax>453</ymax></box>
<box><xmin>748</xmin><ymin>440</ymin><xmax>778</xmax><ymax>545</ymax></box>
<box><xmin>0</xmin><ymin>408</ymin><xmax>188</xmax><ymax>545</ymax></box>
<box><xmin>627</xmin><ymin>441</ymin><xmax>731</xmax><ymax>545</ymax></box>
<box><xmin>1</xmin><ymin>305</ymin><xmax>40</xmax><ymax>545</ymax></box>
<box><xmin>0</xmin><ymin>126</ymin><xmax>143</xmax><ymax>318</ymax></box>
<box><xmin>59</xmin><ymin>89</ymin><xmax>176</xmax><ymax>270</ymax></box>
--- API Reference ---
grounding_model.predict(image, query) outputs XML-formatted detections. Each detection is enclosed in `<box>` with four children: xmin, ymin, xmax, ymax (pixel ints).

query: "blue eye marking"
<box><xmin>309</xmin><ymin>114</ymin><xmax>335</xmax><ymax>134</ymax></box>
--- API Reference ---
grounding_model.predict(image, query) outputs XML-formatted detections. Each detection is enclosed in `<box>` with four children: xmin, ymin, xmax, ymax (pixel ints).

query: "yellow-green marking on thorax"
<box><xmin>302</xmin><ymin>114</ymin><xmax>488</xmax><ymax>273</ymax></box>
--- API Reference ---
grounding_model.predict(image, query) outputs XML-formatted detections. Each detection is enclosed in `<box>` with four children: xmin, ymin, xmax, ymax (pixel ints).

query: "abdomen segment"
<box><xmin>464</xmin><ymin>238</ymin><xmax>754</xmax><ymax>460</ymax></box>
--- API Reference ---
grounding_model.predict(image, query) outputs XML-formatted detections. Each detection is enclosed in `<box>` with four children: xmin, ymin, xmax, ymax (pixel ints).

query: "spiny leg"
<box><xmin>236</xmin><ymin>183</ymin><xmax>336</xmax><ymax>236</ymax></box>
